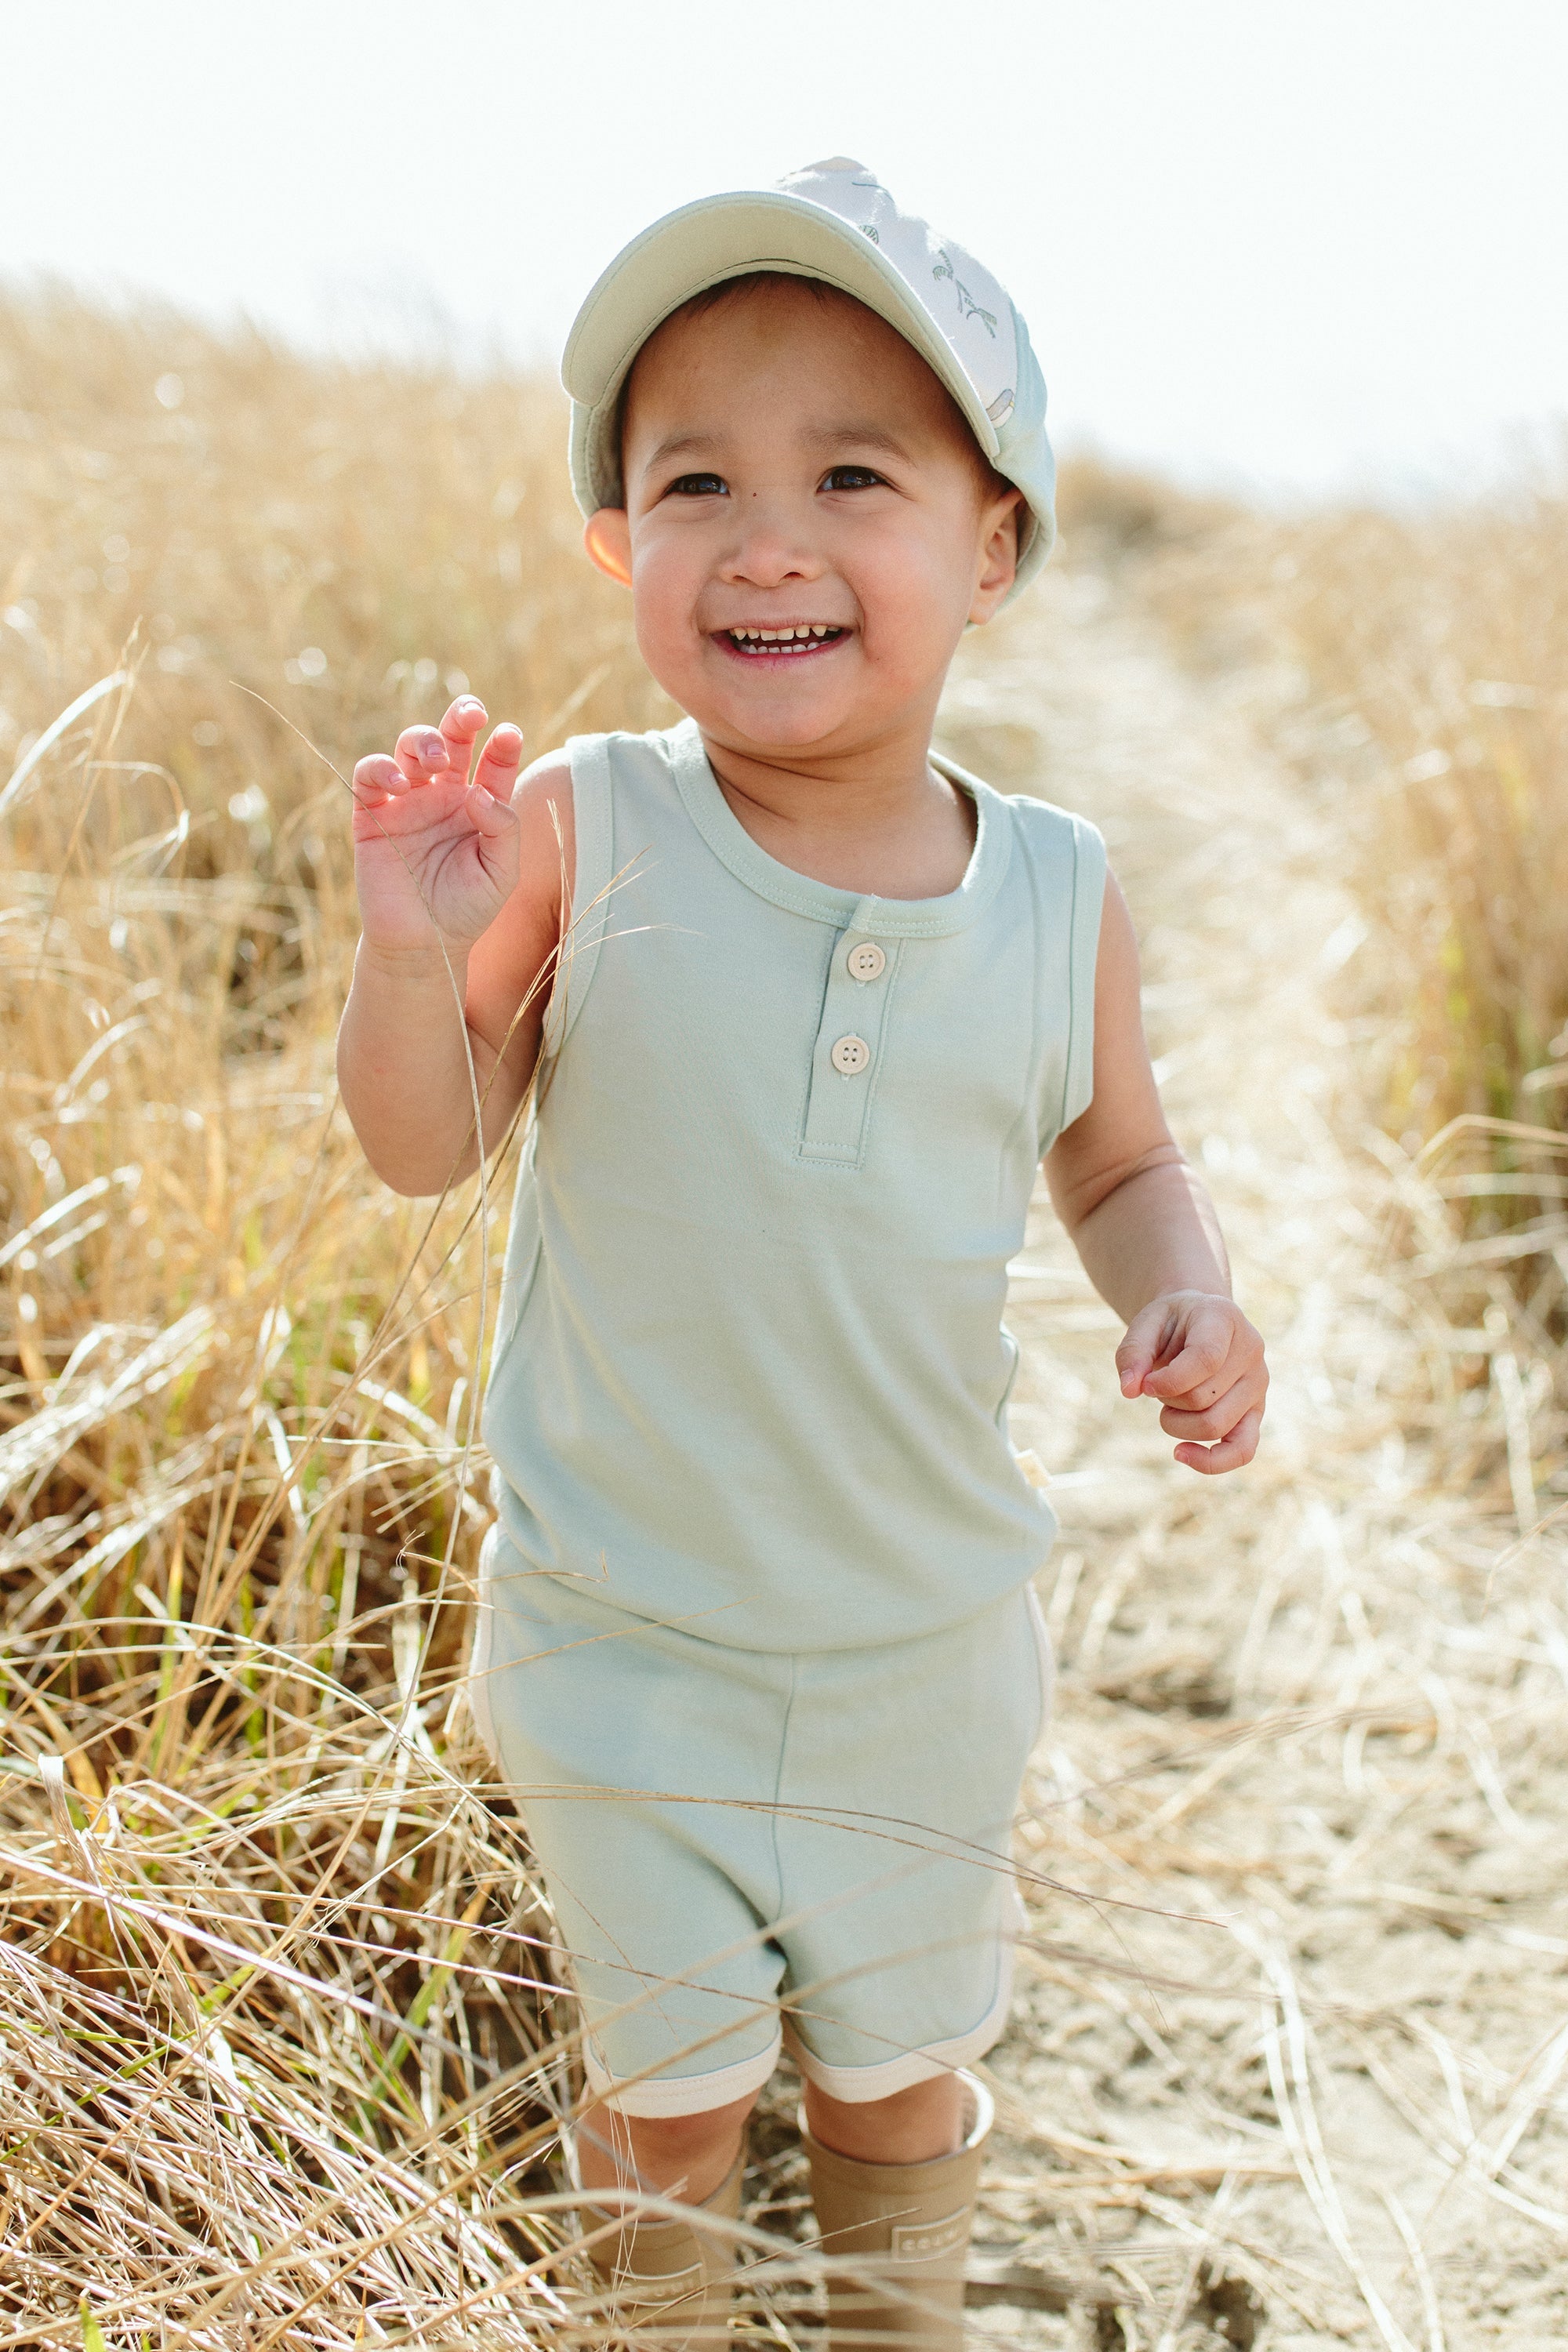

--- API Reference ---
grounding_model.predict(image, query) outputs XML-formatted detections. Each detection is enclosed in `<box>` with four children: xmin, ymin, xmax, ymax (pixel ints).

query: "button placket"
<box><xmin>801</xmin><ymin>921</ymin><xmax>900</xmax><ymax>1163</ymax></box>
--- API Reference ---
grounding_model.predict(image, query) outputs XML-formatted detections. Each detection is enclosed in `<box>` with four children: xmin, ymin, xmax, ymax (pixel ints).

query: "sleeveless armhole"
<box><xmin>1058</xmin><ymin>813</ymin><xmax>1108</xmax><ymax>1135</ymax></box>
<box><xmin>541</xmin><ymin>732</ymin><xmax>615</xmax><ymax>1060</ymax></box>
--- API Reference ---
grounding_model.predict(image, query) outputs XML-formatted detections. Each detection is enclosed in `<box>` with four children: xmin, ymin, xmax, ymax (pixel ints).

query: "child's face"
<box><xmin>588</xmin><ymin>281</ymin><xmax>1022</xmax><ymax>757</ymax></box>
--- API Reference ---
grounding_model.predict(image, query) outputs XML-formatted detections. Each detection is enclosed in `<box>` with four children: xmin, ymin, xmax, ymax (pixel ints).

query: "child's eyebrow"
<box><xmin>642</xmin><ymin>430</ymin><xmax>721</xmax><ymax>473</ymax></box>
<box><xmin>639</xmin><ymin>421</ymin><xmax>918</xmax><ymax>475</ymax></box>
<box><xmin>800</xmin><ymin>421</ymin><xmax>915</xmax><ymax>461</ymax></box>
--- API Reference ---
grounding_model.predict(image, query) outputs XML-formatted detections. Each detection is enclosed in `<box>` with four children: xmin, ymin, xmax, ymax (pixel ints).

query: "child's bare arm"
<box><xmin>336</xmin><ymin>696</ymin><xmax>574</xmax><ymax>1196</ymax></box>
<box><xmin>1044</xmin><ymin>876</ymin><xmax>1267</xmax><ymax>1473</ymax></box>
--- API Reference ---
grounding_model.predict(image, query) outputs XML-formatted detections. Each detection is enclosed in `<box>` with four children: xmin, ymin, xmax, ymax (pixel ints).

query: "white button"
<box><xmin>830</xmin><ymin>1034</ymin><xmax>871</xmax><ymax>1076</ymax></box>
<box><xmin>847</xmin><ymin>940</ymin><xmax>887</xmax><ymax>982</ymax></box>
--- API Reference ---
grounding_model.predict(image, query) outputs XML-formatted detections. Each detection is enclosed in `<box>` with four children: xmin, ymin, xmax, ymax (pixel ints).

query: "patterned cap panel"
<box><xmin>776</xmin><ymin>160</ymin><xmax>1019</xmax><ymax>428</ymax></box>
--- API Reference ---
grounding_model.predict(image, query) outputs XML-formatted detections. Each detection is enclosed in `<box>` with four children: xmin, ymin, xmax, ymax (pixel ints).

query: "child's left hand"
<box><xmin>1114</xmin><ymin>1291</ymin><xmax>1267</xmax><ymax>1474</ymax></box>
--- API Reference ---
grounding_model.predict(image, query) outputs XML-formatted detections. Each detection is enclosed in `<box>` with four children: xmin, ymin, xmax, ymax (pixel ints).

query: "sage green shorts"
<box><xmin>470</xmin><ymin>1529</ymin><xmax>1053</xmax><ymax>2116</ymax></box>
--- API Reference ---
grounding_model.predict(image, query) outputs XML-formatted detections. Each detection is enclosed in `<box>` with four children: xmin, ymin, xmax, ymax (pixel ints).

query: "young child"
<box><xmin>338</xmin><ymin>160</ymin><xmax>1266</xmax><ymax>2345</ymax></box>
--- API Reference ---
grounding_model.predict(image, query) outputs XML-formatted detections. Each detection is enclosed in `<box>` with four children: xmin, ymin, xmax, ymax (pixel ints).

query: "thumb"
<box><xmin>466</xmin><ymin>781</ymin><xmax>521</xmax><ymax>896</ymax></box>
<box><xmin>1116</xmin><ymin>1302</ymin><xmax>1170</xmax><ymax>1398</ymax></box>
<box><xmin>465</xmin><ymin>779</ymin><xmax>518</xmax><ymax>840</ymax></box>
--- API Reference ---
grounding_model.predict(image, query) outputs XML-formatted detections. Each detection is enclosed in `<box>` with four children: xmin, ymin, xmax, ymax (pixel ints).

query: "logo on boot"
<box><xmin>891</xmin><ymin>2209</ymin><xmax>969</xmax><ymax>2263</ymax></box>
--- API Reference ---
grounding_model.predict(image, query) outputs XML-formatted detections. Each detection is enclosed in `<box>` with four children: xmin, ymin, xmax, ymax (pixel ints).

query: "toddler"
<box><xmin>338</xmin><ymin>160</ymin><xmax>1267</xmax><ymax>2347</ymax></box>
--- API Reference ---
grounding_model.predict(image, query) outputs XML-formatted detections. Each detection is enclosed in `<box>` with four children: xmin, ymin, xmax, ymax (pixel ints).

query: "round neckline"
<box><xmin>666</xmin><ymin>717</ymin><xmax>1011</xmax><ymax>937</ymax></box>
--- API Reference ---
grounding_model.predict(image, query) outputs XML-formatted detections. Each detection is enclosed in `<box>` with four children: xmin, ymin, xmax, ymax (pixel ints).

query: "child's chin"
<box><xmin>720</xmin><ymin>702</ymin><xmax>848</xmax><ymax>753</ymax></box>
<box><xmin>706</xmin><ymin>670</ymin><xmax>853</xmax><ymax>734</ymax></box>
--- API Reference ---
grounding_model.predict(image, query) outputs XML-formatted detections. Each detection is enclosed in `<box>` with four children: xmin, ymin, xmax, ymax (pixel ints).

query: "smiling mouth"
<box><xmin>720</xmin><ymin>624</ymin><xmax>849</xmax><ymax>657</ymax></box>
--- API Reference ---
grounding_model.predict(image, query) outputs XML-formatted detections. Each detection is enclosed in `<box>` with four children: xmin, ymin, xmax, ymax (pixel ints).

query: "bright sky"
<box><xmin>5</xmin><ymin>0</ymin><xmax>1566</xmax><ymax>501</ymax></box>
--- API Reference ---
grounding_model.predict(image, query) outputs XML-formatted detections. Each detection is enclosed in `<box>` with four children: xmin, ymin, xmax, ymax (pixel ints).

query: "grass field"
<box><xmin>0</xmin><ymin>294</ymin><xmax>648</xmax><ymax>2343</ymax></box>
<box><xmin>1135</xmin><ymin>466</ymin><xmax>1568</xmax><ymax>1331</ymax></box>
<box><xmin>2</xmin><ymin>293</ymin><xmax>1565</xmax><ymax>2348</ymax></box>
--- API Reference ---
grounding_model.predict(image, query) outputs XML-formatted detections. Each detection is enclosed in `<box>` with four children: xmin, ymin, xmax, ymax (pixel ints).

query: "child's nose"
<box><xmin>717</xmin><ymin>497</ymin><xmax>826</xmax><ymax>587</ymax></box>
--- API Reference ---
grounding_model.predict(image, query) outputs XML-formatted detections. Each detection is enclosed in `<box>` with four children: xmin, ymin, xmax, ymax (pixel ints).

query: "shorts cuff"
<box><xmin>583</xmin><ymin>2032</ymin><xmax>782</xmax><ymax>2118</ymax></box>
<box><xmin>787</xmin><ymin>1938</ymin><xmax>1016</xmax><ymax>2104</ymax></box>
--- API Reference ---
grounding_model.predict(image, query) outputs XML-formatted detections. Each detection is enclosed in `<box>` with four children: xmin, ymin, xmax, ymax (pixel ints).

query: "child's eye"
<box><xmin>668</xmin><ymin>472</ymin><xmax>728</xmax><ymax>497</ymax></box>
<box><xmin>820</xmin><ymin>466</ymin><xmax>885</xmax><ymax>492</ymax></box>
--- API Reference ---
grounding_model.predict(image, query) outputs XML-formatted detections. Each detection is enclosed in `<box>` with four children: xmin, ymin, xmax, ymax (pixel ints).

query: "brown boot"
<box><xmin>803</xmin><ymin>2074</ymin><xmax>993</xmax><ymax>2351</ymax></box>
<box><xmin>586</xmin><ymin>2144</ymin><xmax>746</xmax><ymax>2348</ymax></box>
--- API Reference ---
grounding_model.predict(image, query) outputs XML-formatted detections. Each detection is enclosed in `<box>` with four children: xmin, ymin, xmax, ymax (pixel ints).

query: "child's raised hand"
<box><xmin>1115</xmin><ymin>1291</ymin><xmax>1267</xmax><ymax>1474</ymax></box>
<box><xmin>350</xmin><ymin>696</ymin><xmax>524</xmax><ymax>957</ymax></box>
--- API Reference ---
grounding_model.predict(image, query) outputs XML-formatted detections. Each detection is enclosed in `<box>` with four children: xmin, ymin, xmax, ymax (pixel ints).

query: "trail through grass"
<box><xmin>931</xmin><ymin>572</ymin><xmax>1568</xmax><ymax>2351</ymax></box>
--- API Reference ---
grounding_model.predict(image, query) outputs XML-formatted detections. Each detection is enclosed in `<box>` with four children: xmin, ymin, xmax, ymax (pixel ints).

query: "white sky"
<box><xmin>5</xmin><ymin>0</ymin><xmax>1566</xmax><ymax>501</ymax></box>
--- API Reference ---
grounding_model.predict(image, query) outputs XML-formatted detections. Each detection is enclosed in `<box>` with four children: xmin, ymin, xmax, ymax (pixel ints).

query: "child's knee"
<box><xmin>579</xmin><ymin>2087</ymin><xmax>758</xmax><ymax>2194</ymax></box>
<box><xmin>803</xmin><ymin>2069</ymin><xmax>967</xmax><ymax>2165</ymax></box>
<box><xmin>633</xmin><ymin>2092</ymin><xmax>757</xmax><ymax>2163</ymax></box>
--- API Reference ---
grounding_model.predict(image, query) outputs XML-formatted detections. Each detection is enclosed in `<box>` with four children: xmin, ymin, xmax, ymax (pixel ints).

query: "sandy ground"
<box><xmin>745</xmin><ymin>577</ymin><xmax>1568</xmax><ymax>2352</ymax></box>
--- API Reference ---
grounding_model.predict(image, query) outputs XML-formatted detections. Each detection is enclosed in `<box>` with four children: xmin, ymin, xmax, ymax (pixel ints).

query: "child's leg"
<box><xmin>803</xmin><ymin>2073</ymin><xmax>964</xmax><ymax>2165</ymax></box>
<box><xmin>576</xmin><ymin>2071</ymin><xmax>962</xmax><ymax>2197</ymax></box>
<box><xmin>763</xmin><ymin>1588</ymin><xmax>1047</xmax><ymax>2346</ymax></box>
<box><xmin>578</xmin><ymin>2089</ymin><xmax>757</xmax><ymax>2202</ymax></box>
<box><xmin>578</xmin><ymin>2079</ymin><xmax>974</xmax><ymax>2347</ymax></box>
<box><xmin>578</xmin><ymin>2092</ymin><xmax>757</xmax><ymax>2347</ymax></box>
<box><xmin>801</xmin><ymin>2072</ymin><xmax>993</xmax><ymax>2350</ymax></box>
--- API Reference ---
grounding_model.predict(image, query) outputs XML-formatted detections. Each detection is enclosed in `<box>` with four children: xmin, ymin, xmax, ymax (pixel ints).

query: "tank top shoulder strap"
<box><xmin>1007</xmin><ymin>793</ymin><xmax>1108</xmax><ymax>1142</ymax></box>
<box><xmin>542</xmin><ymin>730</ymin><xmax>617</xmax><ymax>1058</ymax></box>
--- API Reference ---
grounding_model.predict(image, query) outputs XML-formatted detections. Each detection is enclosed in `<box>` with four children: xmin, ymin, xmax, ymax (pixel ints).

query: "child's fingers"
<box><xmin>394</xmin><ymin>724</ymin><xmax>452</xmax><ymax>783</ymax></box>
<box><xmin>352</xmin><ymin>753</ymin><xmax>407</xmax><ymax>807</ymax></box>
<box><xmin>1156</xmin><ymin>1365</ymin><xmax>1262</xmax><ymax>1445</ymax></box>
<box><xmin>1138</xmin><ymin>1308</ymin><xmax>1238</xmax><ymax>1402</ymax></box>
<box><xmin>465</xmin><ymin>777</ymin><xmax>519</xmax><ymax>840</ymax></box>
<box><xmin>1114</xmin><ymin>1300</ymin><xmax>1175</xmax><ymax>1397</ymax></box>
<box><xmin>1174</xmin><ymin>1406</ymin><xmax>1262</xmax><ymax>1475</ymax></box>
<box><xmin>437</xmin><ymin>695</ymin><xmax>490</xmax><ymax>786</ymax></box>
<box><xmin>471</xmin><ymin>722</ymin><xmax>524</xmax><ymax>800</ymax></box>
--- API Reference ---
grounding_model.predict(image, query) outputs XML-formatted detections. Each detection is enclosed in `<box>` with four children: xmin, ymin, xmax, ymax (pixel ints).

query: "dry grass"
<box><xmin>5</xmin><ymin>285</ymin><xmax>1568</xmax><ymax>2350</ymax></box>
<box><xmin>0</xmin><ymin>290</ymin><xmax>671</xmax><ymax>2346</ymax></box>
<box><xmin>1129</xmin><ymin>469</ymin><xmax>1568</xmax><ymax>1355</ymax></box>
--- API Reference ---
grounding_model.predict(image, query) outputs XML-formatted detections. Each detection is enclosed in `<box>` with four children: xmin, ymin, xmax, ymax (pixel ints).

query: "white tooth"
<box><xmin>760</xmin><ymin>630</ymin><xmax>779</xmax><ymax>641</ymax></box>
<box><xmin>811</xmin><ymin>625</ymin><xmax>826</xmax><ymax>637</ymax></box>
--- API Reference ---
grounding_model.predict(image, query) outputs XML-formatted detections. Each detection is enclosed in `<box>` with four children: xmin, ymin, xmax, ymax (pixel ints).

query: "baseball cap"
<box><xmin>561</xmin><ymin>158</ymin><xmax>1055</xmax><ymax>601</ymax></box>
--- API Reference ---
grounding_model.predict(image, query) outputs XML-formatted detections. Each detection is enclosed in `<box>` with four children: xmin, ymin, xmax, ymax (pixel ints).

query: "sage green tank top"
<box><xmin>483</xmin><ymin>718</ymin><xmax>1105</xmax><ymax>1652</ymax></box>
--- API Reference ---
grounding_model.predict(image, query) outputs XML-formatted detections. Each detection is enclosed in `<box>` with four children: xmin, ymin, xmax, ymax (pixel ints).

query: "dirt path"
<box><xmin>921</xmin><ymin>576</ymin><xmax>1568</xmax><ymax>2350</ymax></box>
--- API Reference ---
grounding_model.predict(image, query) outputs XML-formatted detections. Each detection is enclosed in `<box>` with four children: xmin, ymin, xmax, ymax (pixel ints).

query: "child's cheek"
<box><xmin>626</xmin><ymin>544</ymin><xmax>691</xmax><ymax>672</ymax></box>
<box><xmin>858</xmin><ymin>548</ymin><xmax>960</xmax><ymax>675</ymax></box>
<box><xmin>853</xmin><ymin>523</ymin><xmax>946</xmax><ymax>638</ymax></box>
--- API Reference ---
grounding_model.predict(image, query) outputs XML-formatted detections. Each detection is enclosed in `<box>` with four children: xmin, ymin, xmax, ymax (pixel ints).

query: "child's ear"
<box><xmin>584</xmin><ymin>508</ymin><xmax>633</xmax><ymax>587</ymax></box>
<box><xmin>967</xmin><ymin>488</ymin><xmax>1022</xmax><ymax>626</ymax></box>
